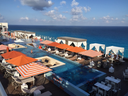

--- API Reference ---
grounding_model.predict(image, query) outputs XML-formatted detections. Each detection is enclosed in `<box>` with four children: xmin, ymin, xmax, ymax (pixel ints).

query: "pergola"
<box><xmin>89</xmin><ymin>43</ymin><xmax>105</xmax><ymax>52</ymax></box>
<box><xmin>56</xmin><ymin>37</ymin><xmax>87</xmax><ymax>49</ymax></box>
<box><xmin>106</xmin><ymin>46</ymin><xmax>124</xmax><ymax>58</ymax></box>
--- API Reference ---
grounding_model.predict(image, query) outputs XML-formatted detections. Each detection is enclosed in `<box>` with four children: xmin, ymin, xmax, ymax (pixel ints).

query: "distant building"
<box><xmin>0</xmin><ymin>23</ymin><xmax>8</xmax><ymax>33</ymax></box>
<box><xmin>14</xmin><ymin>30</ymin><xmax>36</xmax><ymax>39</ymax></box>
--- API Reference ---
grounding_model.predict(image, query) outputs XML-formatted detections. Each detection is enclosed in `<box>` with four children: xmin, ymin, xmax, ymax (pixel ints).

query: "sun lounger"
<box><xmin>76</xmin><ymin>58</ymin><xmax>85</xmax><ymax>64</ymax></box>
<box><xmin>69</xmin><ymin>55</ymin><xmax>77</xmax><ymax>61</ymax></box>
<box><xmin>65</xmin><ymin>54</ymin><xmax>72</xmax><ymax>58</ymax></box>
<box><xmin>119</xmin><ymin>58</ymin><xmax>125</xmax><ymax>62</ymax></box>
<box><xmin>38</xmin><ymin>91</ymin><xmax>52</xmax><ymax>96</ymax></box>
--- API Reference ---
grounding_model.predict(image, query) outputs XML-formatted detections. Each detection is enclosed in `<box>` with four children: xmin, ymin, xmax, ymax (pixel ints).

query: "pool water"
<box><xmin>57</xmin><ymin>67</ymin><xmax>101</xmax><ymax>85</ymax></box>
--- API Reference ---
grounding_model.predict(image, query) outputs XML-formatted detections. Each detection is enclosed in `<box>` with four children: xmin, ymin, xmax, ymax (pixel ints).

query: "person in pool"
<box><xmin>31</xmin><ymin>49</ymin><xmax>33</xmax><ymax>54</ymax></box>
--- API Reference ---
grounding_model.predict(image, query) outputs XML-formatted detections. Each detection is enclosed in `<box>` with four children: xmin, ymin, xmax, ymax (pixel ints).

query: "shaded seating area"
<box><xmin>8</xmin><ymin>43</ymin><xmax>26</xmax><ymax>49</ymax></box>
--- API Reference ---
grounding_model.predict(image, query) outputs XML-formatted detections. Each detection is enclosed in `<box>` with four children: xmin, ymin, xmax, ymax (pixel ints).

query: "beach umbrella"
<box><xmin>6</xmin><ymin>55</ymin><xmax>38</xmax><ymax>66</ymax></box>
<box><xmin>16</xmin><ymin>62</ymin><xmax>52</xmax><ymax>78</ymax></box>
<box><xmin>1</xmin><ymin>51</ymin><xmax>26</xmax><ymax>59</ymax></box>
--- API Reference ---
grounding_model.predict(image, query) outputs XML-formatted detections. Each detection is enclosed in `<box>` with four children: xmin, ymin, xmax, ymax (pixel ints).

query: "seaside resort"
<box><xmin>0</xmin><ymin>23</ymin><xmax>128</xmax><ymax>96</ymax></box>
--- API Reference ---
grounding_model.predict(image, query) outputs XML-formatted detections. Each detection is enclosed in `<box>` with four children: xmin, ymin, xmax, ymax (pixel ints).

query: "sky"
<box><xmin>0</xmin><ymin>0</ymin><xmax>128</xmax><ymax>26</ymax></box>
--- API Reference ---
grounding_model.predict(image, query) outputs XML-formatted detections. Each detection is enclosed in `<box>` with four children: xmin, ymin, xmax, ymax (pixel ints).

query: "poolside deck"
<box><xmin>1</xmin><ymin>60</ymin><xmax>128</xmax><ymax>96</ymax></box>
<box><xmin>95</xmin><ymin>59</ymin><xmax>128</xmax><ymax>96</ymax></box>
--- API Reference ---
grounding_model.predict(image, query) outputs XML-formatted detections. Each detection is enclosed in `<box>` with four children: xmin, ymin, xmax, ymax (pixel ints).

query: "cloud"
<box><xmin>71</xmin><ymin>7</ymin><xmax>82</xmax><ymax>15</ymax></box>
<box><xmin>83</xmin><ymin>6</ymin><xmax>91</xmax><ymax>12</ymax></box>
<box><xmin>123</xmin><ymin>18</ymin><xmax>125</xmax><ymax>20</ymax></box>
<box><xmin>58</xmin><ymin>14</ymin><xmax>66</xmax><ymax>19</ymax></box>
<box><xmin>106</xmin><ymin>20</ymin><xmax>109</xmax><ymax>23</ymax></box>
<box><xmin>20</xmin><ymin>0</ymin><xmax>53</xmax><ymax>11</ymax></box>
<box><xmin>93</xmin><ymin>17</ymin><xmax>95</xmax><ymax>20</ymax></box>
<box><xmin>35</xmin><ymin>19</ymin><xmax>38</xmax><ymax>21</ymax></box>
<box><xmin>45</xmin><ymin>10</ymin><xmax>55</xmax><ymax>17</ymax></box>
<box><xmin>63</xmin><ymin>11</ymin><xmax>68</xmax><ymax>13</ymax></box>
<box><xmin>115</xmin><ymin>18</ymin><xmax>118</xmax><ymax>20</ymax></box>
<box><xmin>54</xmin><ymin>7</ymin><xmax>58</xmax><ymax>10</ymax></box>
<box><xmin>0</xmin><ymin>14</ymin><xmax>6</xmax><ymax>22</ymax></box>
<box><xmin>20</xmin><ymin>17</ymin><xmax>29</xmax><ymax>20</ymax></box>
<box><xmin>0</xmin><ymin>15</ymin><xmax>4</xmax><ymax>20</ymax></box>
<box><xmin>121</xmin><ymin>21</ymin><xmax>124</xmax><ymax>23</ymax></box>
<box><xmin>45</xmin><ymin>10</ymin><xmax>66</xmax><ymax>20</ymax></box>
<box><xmin>60</xmin><ymin>1</ymin><xmax>66</xmax><ymax>5</ymax></box>
<box><xmin>70</xmin><ymin>14</ymin><xmax>86</xmax><ymax>22</ymax></box>
<box><xmin>71</xmin><ymin>0</ymin><xmax>79</xmax><ymax>7</ymax></box>
<box><xmin>126</xmin><ymin>15</ymin><xmax>128</xmax><ymax>17</ymax></box>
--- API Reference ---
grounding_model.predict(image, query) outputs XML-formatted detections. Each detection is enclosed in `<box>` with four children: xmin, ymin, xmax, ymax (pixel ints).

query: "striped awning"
<box><xmin>16</xmin><ymin>63</ymin><xmax>52</xmax><ymax>78</ymax></box>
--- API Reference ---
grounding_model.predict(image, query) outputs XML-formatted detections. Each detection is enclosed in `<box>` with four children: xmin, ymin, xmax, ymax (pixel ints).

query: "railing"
<box><xmin>0</xmin><ymin>82</ymin><xmax>7</xmax><ymax>96</ymax></box>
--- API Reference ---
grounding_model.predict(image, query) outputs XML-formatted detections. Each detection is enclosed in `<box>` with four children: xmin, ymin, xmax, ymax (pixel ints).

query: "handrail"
<box><xmin>0</xmin><ymin>82</ymin><xmax>7</xmax><ymax>96</ymax></box>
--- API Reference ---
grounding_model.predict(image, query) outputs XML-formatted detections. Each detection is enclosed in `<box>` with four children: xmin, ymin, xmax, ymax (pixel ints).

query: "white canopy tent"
<box><xmin>89</xmin><ymin>43</ymin><xmax>105</xmax><ymax>52</ymax></box>
<box><xmin>56</xmin><ymin>39</ymin><xmax>66</xmax><ymax>44</ymax></box>
<box><xmin>56</xmin><ymin>37</ymin><xmax>87</xmax><ymax>49</ymax></box>
<box><xmin>106</xmin><ymin>46</ymin><xmax>124</xmax><ymax>58</ymax></box>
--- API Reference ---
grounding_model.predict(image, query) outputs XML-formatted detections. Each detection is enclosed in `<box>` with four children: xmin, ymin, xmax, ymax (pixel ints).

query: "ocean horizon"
<box><xmin>8</xmin><ymin>25</ymin><xmax>128</xmax><ymax>58</ymax></box>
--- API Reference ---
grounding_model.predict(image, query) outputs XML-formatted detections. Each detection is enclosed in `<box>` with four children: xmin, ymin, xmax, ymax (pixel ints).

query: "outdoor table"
<box><xmin>21</xmin><ymin>76</ymin><xmax>35</xmax><ymax>85</ymax></box>
<box><xmin>105</xmin><ymin>76</ymin><xmax>121</xmax><ymax>91</ymax></box>
<box><xmin>94</xmin><ymin>82</ymin><xmax>111</xmax><ymax>96</ymax></box>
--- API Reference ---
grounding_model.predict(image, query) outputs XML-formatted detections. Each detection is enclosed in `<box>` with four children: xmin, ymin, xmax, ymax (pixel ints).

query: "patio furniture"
<box><xmin>21</xmin><ymin>76</ymin><xmax>35</xmax><ymax>85</ymax></box>
<box><xmin>98</xmin><ymin>89</ymin><xmax>104</xmax><ymax>96</ymax></box>
<box><xmin>94</xmin><ymin>82</ymin><xmax>111</xmax><ymax>96</ymax></box>
<box><xmin>64</xmin><ymin>53</ymin><xmax>72</xmax><ymax>58</ymax></box>
<box><xmin>69</xmin><ymin>55</ymin><xmax>77</xmax><ymax>61</ymax></box>
<box><xmin>11</xmin><ymin>76</ymin><xmax>22</xmax><ymax>89</ymax></box>
<box><xmin>105</xmin><ymin>79</ymin><xmax>110</xmax><ymax>84</ymax></box>
<box><xmin>21</xmin><ymin>85</ymin><xmax>45</xmax><ymax>95</ymax></box>
<box><xmin>107</xmin><ymin>84</ymin><xmax>112</xmax><ymax>88</ymax></box>
<box><xmin>111</xmin><ymin>82</ymin><xmax>118</xmax><ymax>93</ymax></box>
<box><xmin>109</xmin><ymin>66</ymin><xmax>114</xmax><ymax>73</ymax></box>
<box><xmin>38</xmin><ymin>91</ymin><xmax>52</xmax><ymax>96</ymax></box>
<box><xmin>119</xmin><ymin>58</ymin><xmax>125</xmax><ymax>63</ymax></box>
<box><xmin>92</xmin><ymin>86</ymin><xmax>97</xmax><ymax>94</ymax></box>
<box><xmin>33</xmin><ymin>90</ymin><xmax>41</xmax><ymax>96</ymax></box>
<box><xmin>105</xmin><ymin>76</ymin><xmax>121</xmax><ymax>92</ymax></box>
<box><xmin>97</xmin><ymin>61</ymin><xmax>101</xmax><ymax>68</ymax></box>
<box><xmin>123</xmin><ymin>72</ymin><xmax>128</xmax><ymax>81</ymax></box>
<box><xmin>101</xmin><ymin>81</ymin><xmax>105</xmax><ymax>85</ymax></box>
<box><xmin>4</xmin><ymin>69</ymin><xmax>16</xmax><ymax>78</ymax></box>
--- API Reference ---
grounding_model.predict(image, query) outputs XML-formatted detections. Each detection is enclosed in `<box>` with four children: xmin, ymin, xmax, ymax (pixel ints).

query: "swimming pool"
<box><xmin>14</xmin><ymin>46</ymin><xmax>105</xmax><ymax>83</ymax></box>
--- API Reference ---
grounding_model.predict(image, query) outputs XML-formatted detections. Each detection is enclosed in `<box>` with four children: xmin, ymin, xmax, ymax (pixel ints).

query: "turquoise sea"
<box><xmin>8</xmin><ymin>25</ymin><xmax>128</xmax><ymax>58</ymax></box>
